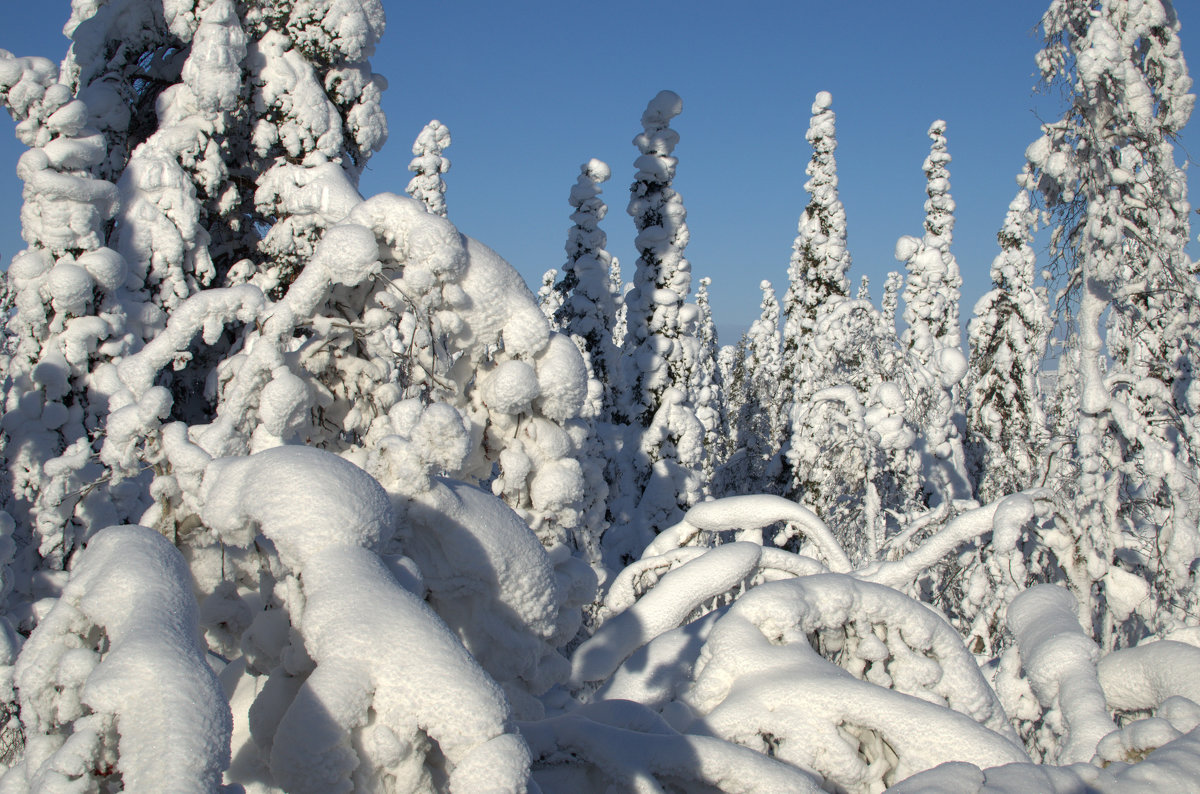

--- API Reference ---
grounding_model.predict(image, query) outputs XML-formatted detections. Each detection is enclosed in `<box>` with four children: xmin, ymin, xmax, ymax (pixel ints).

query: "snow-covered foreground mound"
<box><xmin>5</xmin><ymin>473</ymin><xmax>1200</xmax><ymax>792</ymax></box>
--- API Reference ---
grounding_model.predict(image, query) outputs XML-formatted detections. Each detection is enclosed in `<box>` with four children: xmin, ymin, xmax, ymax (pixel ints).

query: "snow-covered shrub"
<box><xmin>3</xmin><ymin>525</ymin><xmax>229</xmax><ymax>792</ymax></box>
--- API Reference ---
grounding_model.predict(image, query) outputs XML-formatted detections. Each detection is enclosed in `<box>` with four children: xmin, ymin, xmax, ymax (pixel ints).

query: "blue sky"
<box><xmin>3</xmin><ymin>1</ymin><xmax>1199</xmax><ymax>343</ymax></box>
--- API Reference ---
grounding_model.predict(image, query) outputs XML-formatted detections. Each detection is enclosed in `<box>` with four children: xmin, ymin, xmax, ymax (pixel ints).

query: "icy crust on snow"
<box><xmin>200</xmin><ymin>446</ymin><xmax>531</xmax><ymax>792</ymax></box>
<box><xmin>4</xmin><ymin>525</ymin><xmax>229</xmax><ymax>793</ymax></box>
<box><xmin>522</xmin><ymin>700</ymin><xmax>823</xmax><ymax>792</ymax></box>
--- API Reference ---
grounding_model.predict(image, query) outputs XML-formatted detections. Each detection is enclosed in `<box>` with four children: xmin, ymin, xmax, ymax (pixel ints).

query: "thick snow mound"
<box><xmin>405</xmin><ymin>479</ymin><xmax>564</xmax><ymax>694</ymax></box>
<box><xmin>6</xmin><ymin>525</ymin><xmax>230</xmax><ymax>792</ymax></box>
<box><xmin>202</xmin><ymin>445</ymin><xmax>394</xmax><ymax>568</ymax></box>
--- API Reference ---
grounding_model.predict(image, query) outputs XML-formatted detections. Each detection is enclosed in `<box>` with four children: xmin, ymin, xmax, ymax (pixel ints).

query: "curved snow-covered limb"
<box><xmin>646</xmin><ymin>494</ymin><xmax>852</xmax><ymax>572</ymax></box>
<box><xmin>594</xmin><ymin>611</ymin><xmax>720</xmax><ymax>712</ymax></box>
<box><xmin>115</xmin><ymin>285</ymin><xmax>267</xmax><ymax>398</ymax></box>
<box><xmin>860</xmin><ymin>493</ymin><xmax>1033</xmax><ymax>590</ymax></box>
<box><xmin>5</xmin><ymin>525</ymin><xmax>230</xmax><ymax>793</ymax></box>
<box><xmin>685</xmin><ymin>603</ymin><xmax>1027</xmax><ymax>792</ymax></box>
<box><xmin>885</xmin><ymin>758</ymin><xmax>1117</xmax><ymax>792</ymax></box>
<box><xmin>690</xmin><ymin>575</ymin><xmax>1016</xmax><ymax>742</ymax></box>
<box><xmin>602</xmin><ymin>546</ymin><xmax>708</xmax><ymax>614</ymax></box>
<box><xmin>275</xmin><ymin>545</ymin><xmax>531</xmax><ymax>793</ymax></box>
<box><xmin>201</xmin><ymin>446</ymin><xmax>531</xmax><ymax>792</ymax></box>
<box><xmin>1006</xmin><ymin>585</ymin><xmax>1115</xmax><ymax>764</ymax></box>
<box><xmin>1098</xmin><ymin>641</ymin><xmax>1200</xmax><ymax>713</ymax></box>
<box><xmin>755</xmin><ymin>547</ymin><xmax>829</xmax><ymax>579</ymax></box>
<box><xmin>201</xmin><ymin>446</ymin><xmax>393</xmax><ymax>568</ymax></box>
<box><xmin>521</xmin><ymin>701</ymin><xmax>823</xmax><ymax>793</ymax></box>
<box><xmin>588</xmin><ymin>548</ymin><xmax>827</xmax><ymax>707</ymax></box>
<box><xmin>571</xmin><ymin>542</ymin><xmax>763</xmax><ymax>686</ymax></box>
<box><xmin>345</xmin><ymin>192</ymin><xmax>469</xmax><ymax>295</ymax></box>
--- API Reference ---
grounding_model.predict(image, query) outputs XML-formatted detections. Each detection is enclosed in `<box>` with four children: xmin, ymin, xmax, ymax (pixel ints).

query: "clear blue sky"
<box><xmin>3</xmin><ymin>2</ymin><xmax>1200</xmax><ymax>343</ymax></box>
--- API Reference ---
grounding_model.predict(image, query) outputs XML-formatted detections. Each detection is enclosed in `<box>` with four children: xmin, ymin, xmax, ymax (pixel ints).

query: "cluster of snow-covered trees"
<box><xmin>0</xmin><ymin>0</ymin><xmax>1198</xmax><ymax>791</ymax></box>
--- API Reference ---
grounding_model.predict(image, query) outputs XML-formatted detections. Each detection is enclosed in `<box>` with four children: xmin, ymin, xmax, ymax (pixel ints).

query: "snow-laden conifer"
<box><xmin>605</xmin><ymin>91</ymin><xmax>706</xmax><ymax>566</ymax></box>
<box><xmin>553</xmin><ymin>159</ymin><xmax>621</xmax><ymax>412</ymax></box>
<box><xmin>689</xmin><ymin>276</ymin><xmax>725</xmax><ymax>492</ymax></box>
<box><xmin>621</xmin><ymin>90</ymin><xmax>694</xmax><ymax>426</ymax></box>
<box><xmin>721</xmin><ymin>281</ymin><xmax>786</xmax><ymax>495</ymax></box>
<box><xmin>406</xmin><ymin>119</ymin><xmax>451</xmax><ymax>217</ymax></box>
<box><xmin>965</xmin><ymin>187</ymin><xmax>1051</xmax><ymax>503</ymax></box>
<box><xmin>882</xmin><ymin>271</ymin><xmax>903</xmax><ymax>333</ymax></box>
<box><xmin>899</xmin><ymin>121</ymin><xmax>964</xmax><ymax>363</ymax></box>
<box><xmin>895</xmin><ymin>120</ymin><xmax>971</xmax><ymax>504</ymax></box>
<box><xmin>0</xmin><ymin>3</ymin><xmax>598</xmax><ymax>784</ymax></box>
<box><xmin>0</xmin><ymin>51</ymin><xmax>125</xmax><ymax>573</ymax></box>
<box><xmin>781</xmin><ymin>91</ymin><xmax>851</xmax><ymax>398</ymax></box>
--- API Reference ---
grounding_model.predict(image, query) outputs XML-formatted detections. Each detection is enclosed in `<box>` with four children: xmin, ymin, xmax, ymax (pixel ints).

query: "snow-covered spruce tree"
<box><xmin>1025</xmin><ymin>0</ymin><xmax>1200</xmax><ymax>647</ymax></box>
<box><xmin>720</xmin><ymin>280</ymin><xmax>786</xmax><ymax>495</ymax></box>
<box><xmin>780</xmin><ymin>91</ymin><xmax>852</xmax><ymax>405</ymax></box>
<box><xmin>552</xmin><ymin>159</ymin><xmax>621</xmax><ymax>413</ymax></box>
<box><xmin>688</xmin><ymin>276</ymin><xmax>725</xmax><ymax>494</ymax></box>
<box><xmin>0</xmin><ymin>50</ymin><xmax>125</xmax><ymax>578</ymax></box>
<box><xmin>895</xmin><ymin>120</ymin><xmax>971</xmax><ymax>505</ymax></box>
<box><xmin>881</xmin><ymin>270</ymin><xmax>903</xmax><ymax>333</ymax></box>
<box><xmin>546</xmin><ymin>158</ymin><xmax>624</xmax><ymax>569</ymax></box>
<box><xmin>965</xmin><ymin>186</ymin><xmax>1051</xmax><ymax>503</ymax></box>
<box><xmin>537</xmin><ymin>267</ymin><xmax>562</xmax><ymax>321</ymax></box>
<box><xmin>605</xmin><ymin>90</ymin><xmax>705</xmax><ymax>567</ymax></box>
<box><xmin>406</xmin><ymin>119</ymin><xmax>451</xmax><ymax>217</ymax></box>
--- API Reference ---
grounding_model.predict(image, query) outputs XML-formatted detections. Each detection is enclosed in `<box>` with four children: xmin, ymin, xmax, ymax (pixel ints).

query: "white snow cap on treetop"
<box><xmin>642</xmin><ymin>90</ymin><xmax>683</xmax><ymax>127</ymax></box>
<box><xmin>813</xmin><ymin>90</ymin><xmax>833</xmax><ymax>111</ymax></box>
<box><xmin>584</xmin><ymin>157</ymin><xmax>611</xmax><ymax>182</ymax></box>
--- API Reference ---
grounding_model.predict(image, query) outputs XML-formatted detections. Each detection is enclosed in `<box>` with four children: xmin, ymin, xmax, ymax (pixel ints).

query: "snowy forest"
<box><xmin>0</xmin><ymin>0</ymin><xmax>1198</xmax><ymax>791</ymax></box>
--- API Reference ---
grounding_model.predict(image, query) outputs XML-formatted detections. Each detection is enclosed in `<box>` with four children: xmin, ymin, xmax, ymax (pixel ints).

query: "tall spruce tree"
<box><xmin>965</xmin><ymin>187</ymin><xmax>1051</xmax><ymax>503</ymax></box>
<box><xmin>553</xmin><ymin>159</ymin><xmax>621</xmax><ymax>413</ymax></box>
<box><xmin>605</xmin><ymin>91</ymin><xmax>704</xmax><ymax>565</ymax></box>
<box><xmin>896</xmin><ymin>120</ymin><xmax>971</xmax><ymax>504</ymax></box>
<box><xmin>781</xmin><ymin>91</ymin><xmax>852</xmax><ymax>400</ymax></box>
